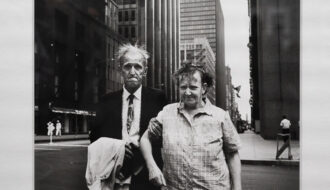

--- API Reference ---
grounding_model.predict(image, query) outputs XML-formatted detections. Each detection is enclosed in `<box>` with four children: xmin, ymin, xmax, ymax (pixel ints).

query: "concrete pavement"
<box><xmin>239</xmin><ymin>130</ymin><xmax>300</xmax><ymax>166</ymax></box>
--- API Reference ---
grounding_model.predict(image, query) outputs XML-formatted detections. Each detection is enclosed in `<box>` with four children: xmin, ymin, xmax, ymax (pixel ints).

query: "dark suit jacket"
<box><xmin>90</xmin><ymin>86</ymin><xmax>167</xmax><ymax>190</ymax></box>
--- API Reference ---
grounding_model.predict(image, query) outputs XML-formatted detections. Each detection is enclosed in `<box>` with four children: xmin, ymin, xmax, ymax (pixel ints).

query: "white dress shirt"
<box><xmin>122</xmin><ymin>86</ymin><xmax>142</xmax><ymax>147</ymax></box>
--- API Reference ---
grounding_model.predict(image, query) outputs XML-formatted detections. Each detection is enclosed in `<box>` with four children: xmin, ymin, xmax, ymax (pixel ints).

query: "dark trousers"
<box><xmin>282</xmin><ymin>128</ymin><xmax>290</xmax><ymax>142</ymax></box>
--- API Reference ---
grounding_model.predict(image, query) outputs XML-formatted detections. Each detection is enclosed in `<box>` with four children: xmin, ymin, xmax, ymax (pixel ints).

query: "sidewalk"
<box><xmin>239</xmin><ymin>130</ymin><xmax>300</xmax><ymax>166</ymax></box>
<box><xmin>35</xmin><ymin>134</ymin><xmax>89</xmax><ymax>143</ymax></box>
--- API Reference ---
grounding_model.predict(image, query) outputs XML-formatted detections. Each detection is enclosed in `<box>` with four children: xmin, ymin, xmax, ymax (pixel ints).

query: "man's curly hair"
<box><xmin>116</xmin><ymin>43</ymin><xmax>149</xmax><ymax>67</ymax></box>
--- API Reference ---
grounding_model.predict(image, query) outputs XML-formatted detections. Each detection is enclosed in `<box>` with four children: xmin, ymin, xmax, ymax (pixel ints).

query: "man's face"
<box><xmin>179</xmin><ymin>71</ymin><xmax>206</xmax><ymax>110</ymax></box>
<box><xmin>121</xmin><ymin>51</ymin><xmax>146</xmax><ymax>91</ymax></box>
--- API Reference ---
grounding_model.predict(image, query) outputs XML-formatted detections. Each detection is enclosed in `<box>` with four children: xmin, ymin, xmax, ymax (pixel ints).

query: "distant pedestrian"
<box><xmin>47</xmin><ymin>121</ymin><xmax>55</xmax><ymax>136</ymax></box>
<box><xmin>280</xmin><ymin>115</ymin><xmax>291</xmax><ymax>142</ymax></box>
<box><xmin>55</xmin><ymin>120</ymin><xmax>62</xmax><ymax>136</ymax></box>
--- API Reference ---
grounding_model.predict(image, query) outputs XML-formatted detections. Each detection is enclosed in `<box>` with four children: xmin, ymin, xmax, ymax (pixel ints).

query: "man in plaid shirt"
<box><xmin>140</xmin><ymin>63</ymin><xmax>242</xmax><ymax>190</ymax></box>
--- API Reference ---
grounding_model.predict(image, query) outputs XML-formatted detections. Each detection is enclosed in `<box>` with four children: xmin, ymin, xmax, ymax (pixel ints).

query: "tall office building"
<box><xmin>116</xmin><ymin>0</ymin><xmax>140</xmax><ymax>43</ymax></box>
<box><xmin>35</xmin><ymin>0</ymin><xmax>124</xmax><ymax>135</ymax></box>
<box><xmin>180</xmin><ymin>0</ymin><xmax>217</xmax><ymax>53</ymax></box>
<box><xmin>248</xmin><ymin>0</ymin><xmax>300</xmax><ymax>139</ymax></box>
<box><xmin>180</xmin><ymin>0</ymin><xmax>226</xmax><ymax>109</ymax></box>
<box><xmin>117</xmin><ymin>0</ymin><xmax>181</xmax><ymax>102</ymax></box>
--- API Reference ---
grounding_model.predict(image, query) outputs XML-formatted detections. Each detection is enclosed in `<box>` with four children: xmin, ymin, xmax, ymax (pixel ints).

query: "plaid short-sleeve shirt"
<box><xmin>148</xmin><ymin>99</ymin><xmax>241</xmax><ymax>190</ymax></box>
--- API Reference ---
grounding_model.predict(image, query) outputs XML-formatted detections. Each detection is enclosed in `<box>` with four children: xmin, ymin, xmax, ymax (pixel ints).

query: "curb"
<box><xmin>241</xmin><ymin>159</ymin><xmax>299</xmax><ymax>167</ymax></box>
<box><xmin>35</xmin><ymin>136</ymin><xmax>90</xmax><ymax>143</ymax></box>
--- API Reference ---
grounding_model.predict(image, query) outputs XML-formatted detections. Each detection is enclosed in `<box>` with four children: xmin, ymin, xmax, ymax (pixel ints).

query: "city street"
<box><xmin>35</xmin><ymin>143</ymin><xmax>299</xmax><ymax>190</ymax></box>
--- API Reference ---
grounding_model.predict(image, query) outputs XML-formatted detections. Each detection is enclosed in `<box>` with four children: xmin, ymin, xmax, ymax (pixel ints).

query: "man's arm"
<box><xmin>226</xmin><ymin>151</ymin><xmax>242</xmax><ymax>190</ymax></box>
<box><xmin>140</xmin><ymin>129</ymin><xmax>166</xmax><ymax>187</ymax></box>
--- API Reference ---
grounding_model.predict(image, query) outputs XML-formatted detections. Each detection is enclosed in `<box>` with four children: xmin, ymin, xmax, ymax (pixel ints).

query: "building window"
<box><xmin>125</xmin><ymin>27</ymin><xmax>129</xmax><ymax>38</ymax></box>
<box><xmin>74</xmin><ymin>81</ymin><xmax>78</xmax><ymax>101</ymax></box>
<box><xmin>118</xmin><ymin>26</ymin><xmax>123</xmax><ymax>36</ymax></box>
<box><xmin>125</xmin><ymin>11</ymin><xmax>129</xmax><ymax>21</ymax></box>
<box><xmin>131</xmin><ymin>26</ymin><xmax>136</xmax><ymax>38</ymax></box>
<box><xmin>180</xmin><ymin>50</ymin><xmax>185</xmax><ymax>61</ymax></box>
<box><xmin>118</xmin><ymin>11</ymin><xmax>122</xmax><ymax>22</ymax></box>
<box><xmin>54</xmin><ymin>75</ymin><xmax>59</xmax><ymax>98</ymax></box>
<box><xmin>186</xmin><ymin>50</ymin><xmax>194</xmax><ymax>60</ymax></box>
<box><xmin>131</xmin><ymin>10</ymin><xmax>135</xmax><ymax>21</ymax></box>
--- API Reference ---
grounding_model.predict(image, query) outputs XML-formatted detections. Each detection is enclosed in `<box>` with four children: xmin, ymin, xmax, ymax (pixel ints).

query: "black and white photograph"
<box><xmin>1</xmin><ymin>0</ymin><xmax>330</xmax><ymax>189</ymax></box>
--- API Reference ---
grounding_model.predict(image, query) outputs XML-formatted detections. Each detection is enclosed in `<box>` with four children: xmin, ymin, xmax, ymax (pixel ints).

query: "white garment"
<box><xmin>56</xmin><ymin>122</ymin><xmax>62</xmax><ymax>136</ymax></box>
<box><xmin>47</xmin><ymin>123</ymin><xmax>55</xmax><ymax>136</ymax></box>
<box><xmin>280</xmin><ymin>118</ymin><xmax>291</xmax><ymax>129</ymax></box>
<box><xmin>85</xmin><ymin>137</ymin><xmax>126</xmax><ymax>190</ymax></box>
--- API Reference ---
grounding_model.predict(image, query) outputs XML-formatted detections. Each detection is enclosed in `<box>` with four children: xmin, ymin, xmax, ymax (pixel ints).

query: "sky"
<box><xmin>220</xmin><ymin>0</ymin><xmax>251</xmax><ymax>121</ymax></box>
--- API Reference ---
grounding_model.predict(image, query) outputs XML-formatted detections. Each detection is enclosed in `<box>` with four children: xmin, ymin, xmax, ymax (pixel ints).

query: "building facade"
<box><xmin>117</xmin><ymin>0</ymin><xmax>181</xmax><ymax>102</ymax></box>
<box><xmin>35</xmin><ymin>0</ymin><xmax>125</xmax><ymax>135</ymax></box>
<box><xmin>225</xmin><ymin>66</ymin><xmax>234</xmax><ymax>116</ymax></box>
<box><xmin>116</xmin><ymin>0</ymin><xmax>139</xmax><ymax>42</ymax></box>
<box><xmin>180</xmin><ymin>38</ymin><xmax>216</xmax><ymax>104</ymax></box>
<box><xmin>225</xmin><ymin>66</ymin><xmax>242</xmax><ymax>127</ymax></box>
<box><xmin>180</xmin><ymin>0</ymin><xmax>226</xmax><ymax>109</ymax></box>
<box><xmin>248</xmin><ymin>0</ymin><xmax>300</xmax><ymax>139</ymax></box>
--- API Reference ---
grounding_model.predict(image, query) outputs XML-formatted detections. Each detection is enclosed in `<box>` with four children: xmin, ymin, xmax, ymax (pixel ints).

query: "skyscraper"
<box><xmin>248</xmin><ymin>0</ymin><xmax>300</xmax><ymax>139</ymax></box>
<box><xmin>180</xmin><ymin>0</ymin><xmax>226</xmax><ymax>108</ymax></box>
<box><xmin>35</xmin><ymin>0</ymin><xmax>124</xmax><ymax>135</ymax></box>
<box><xmin>118</xmin><ymin>0</ymin><xmax>181</xmax><ymax>102</ymax></box>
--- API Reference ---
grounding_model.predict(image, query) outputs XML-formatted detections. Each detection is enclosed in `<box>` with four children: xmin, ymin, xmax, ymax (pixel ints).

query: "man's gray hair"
<box><xmin>116</xmin><ymin>43</ymin><xmax>150</xmax><ymax>67</ymax></box>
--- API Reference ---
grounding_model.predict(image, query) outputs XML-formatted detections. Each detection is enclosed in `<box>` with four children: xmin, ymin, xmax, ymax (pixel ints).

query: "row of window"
<box><xmin>118</xmin><ymin>9</ymin><xmax>136</xmax><ymax>22</ymax></box>
<box><xmin>181</xmin><ymin>19</ymin><xmax>215</xmax><ymax>26</ymax></box>
<box><xmin>181</xmin><ymin>15</ymin><xmax>216</xmax><ymax>21</ymax></box>
<box><xmin>118</xmin><ymin>25</ymin><xmax>136</xmax><ymax>39</ymax></box>
<box><xmin>181</xmin><ymin>5</ymin><xmax>216</xmax><ymax>12</ymax></box>
<box><xmin>117</xmin><ymin>0</ymin><xmax>136</xmax><ymax>5</ymax></box>
<box><xmin>180</xmin><ymin>44</ymin><xmax>203</xmax><ymax>50</ymax></box>
<box><xmin>181</xmin><ymin>0</ymin><xmax>215</xmax><ymax>3</ymax></box>
<box><xmin>181</xmin><ymin>11</ymin><xmax>216</xmax><ymax>18</ymax></box>
<box><xmin>181</xmin><ymin>29</ymin><xmax>216</xmax><ymax>35</ymax></box>
<box><xmin>181</xmin><ymin>24</ymin><xmax>216</xmax><ymax>31</ymax></box>
<box><xmin>180</xmin><ymin>2</ymin><xmax>216</xmax><ymax>8</ymax></box>
<box><xmin>181</xmin><ymin>36</ymin><xmax>214</xmax><ymax>42</ymax></box>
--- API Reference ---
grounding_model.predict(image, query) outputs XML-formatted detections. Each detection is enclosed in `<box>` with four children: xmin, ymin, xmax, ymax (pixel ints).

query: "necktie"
<box><xmin>127</xmin><ymin>94</ymin><xmax>134</xmax><ymax>134</ymax></box>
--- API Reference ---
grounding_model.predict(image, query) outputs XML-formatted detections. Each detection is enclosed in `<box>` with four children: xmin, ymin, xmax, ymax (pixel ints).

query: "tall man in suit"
<box><xmin>90</xmin><ymin>43</ymin><xmax>167</xmax><ymax>190</ymax></box>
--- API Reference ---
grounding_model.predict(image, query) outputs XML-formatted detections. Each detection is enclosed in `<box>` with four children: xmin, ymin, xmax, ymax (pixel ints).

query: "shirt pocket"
<box><xmin>202</xmin><ymin>135</ymin><xmax>222</xmax><ymax>159</ymax></box>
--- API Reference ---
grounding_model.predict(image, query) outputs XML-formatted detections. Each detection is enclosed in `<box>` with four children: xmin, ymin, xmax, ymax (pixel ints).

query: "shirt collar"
<box><xmin>177</xmin><ymin>98</ymin><xmax>213</xmax><ymax>116</ymax></box>
<box><xmin>123</xmin><ymin>85</ymin><xmax>142</xmax><ymax>101</ymax></box>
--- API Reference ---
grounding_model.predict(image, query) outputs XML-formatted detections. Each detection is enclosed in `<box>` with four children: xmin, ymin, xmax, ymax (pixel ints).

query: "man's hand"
<box><xmin>148</xmin><ymin>164</ymin><xmax>166</xmax><ymax>187</ymax></box>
